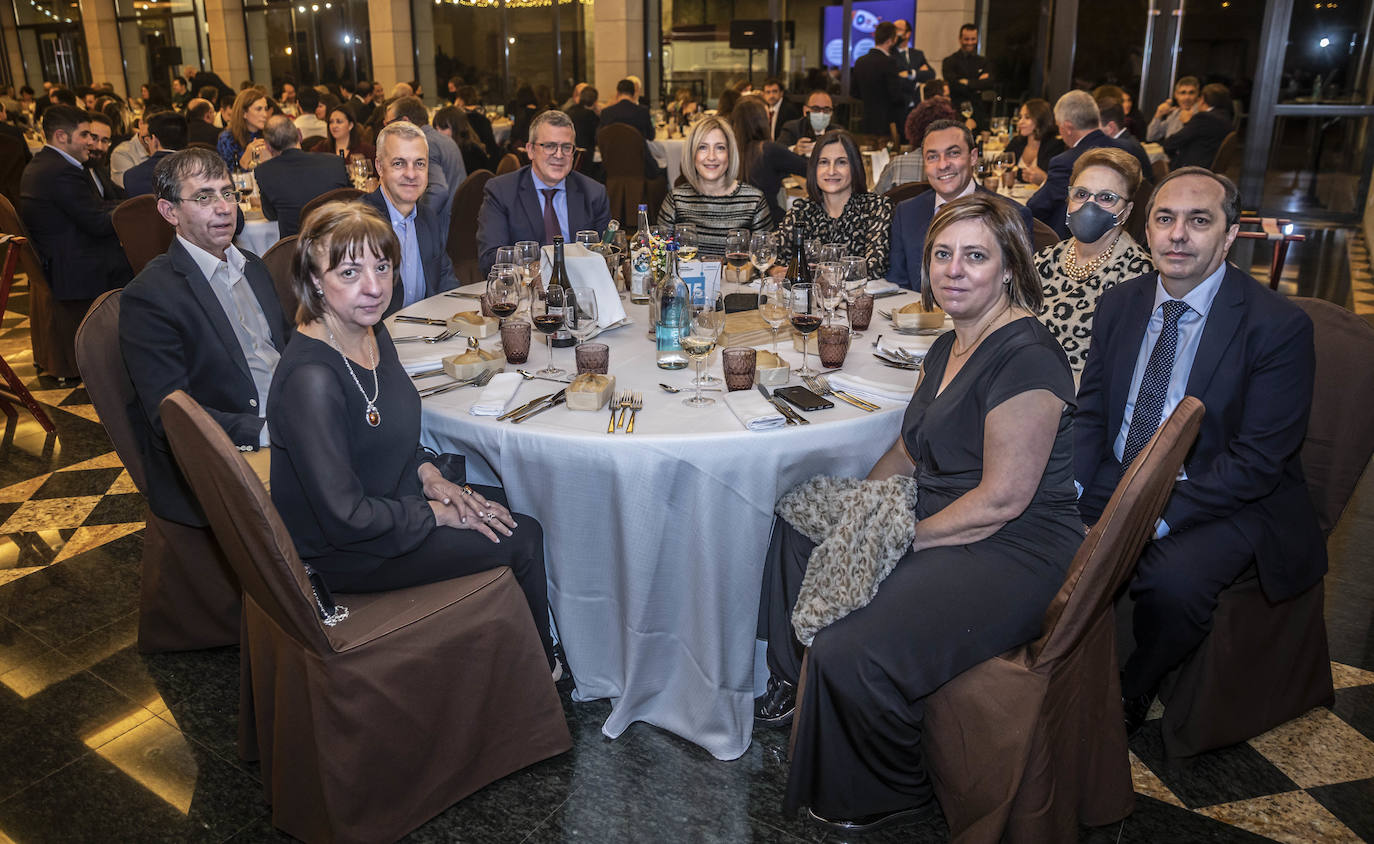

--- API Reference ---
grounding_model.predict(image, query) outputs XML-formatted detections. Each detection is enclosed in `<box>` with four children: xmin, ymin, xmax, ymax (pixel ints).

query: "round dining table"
<box><xmin>235</xmin><ymin>209</ymin><xmax>280</xmax><ymax>256</ymax></box>
<box><xmin>391</xmin><ymin>281</ymin><xmax>936</xmax><ymax>760</ymax></box>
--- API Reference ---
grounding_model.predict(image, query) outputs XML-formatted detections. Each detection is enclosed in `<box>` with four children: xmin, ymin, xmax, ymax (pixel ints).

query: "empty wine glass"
<box><xmin>515</xmin><ymin>240</ymin><xmax>541</xmax><ymax>299</ymax></box>
<box><xmin>568</xmin><ymin>287</ymin><xmax>599</xmax><ymax>345</ymax></box>
<box><xmin>819</xmin><ymin>242</ymin><xmax>844</xmax><ymax>265</ymax></box>
<box><xmin>533</xmin><ymin>286</ymin><xmax>566</xmax><ymax>376</ymax></box>
<box><xmin>682</xmin><ymin>291</ymin><xmax>724</xmax><ymax>407</ymax></box>
<box><xmin>789</xmin><ymin>281</ymin><xmax>820</xmax><ymax>376</ymax></box>
<box><xmin>749</xmin><ymin>231</ymin><xmax>776</xmax><ymax>282</ymax></box>
<box><xmin>839</xmin><ymin>255</ymin><xmax>868</xmax><ymax>336</ymax></box>
<box><xmin>804</xmin><ymin>237</ymin><xmax>822</xmax><ymax>276</ymax></box>
<box><xmin>576</xmin><ymin>230</ymin><xmax>600</xmax><ymax>248</ymax></box>
<box><xmin>496</xmin><ymin>245</ymin><xmax>517</xmax><ymax>267</ymax></box>
<box><xmin>759</xmin><ymin>276</ymin><xmax>788</xmax><ymax>354</ymax></box>
<box><xmin>815</xmin><ymin>262</ymin><xmax>844</xmax><ymax>325</ymax></box>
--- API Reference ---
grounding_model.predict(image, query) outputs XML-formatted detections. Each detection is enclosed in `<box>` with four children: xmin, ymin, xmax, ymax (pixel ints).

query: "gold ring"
<box><xmin>462</xmin><ymin>485</ymin><xmax>475</xmax><ymax>496</ymax></box>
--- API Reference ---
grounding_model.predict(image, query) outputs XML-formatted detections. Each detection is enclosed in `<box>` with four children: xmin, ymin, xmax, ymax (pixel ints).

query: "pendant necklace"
<box><xmin>325</xmin><ymin>320</ymin><xmax>381</xmax><ymax>427</ymax></box>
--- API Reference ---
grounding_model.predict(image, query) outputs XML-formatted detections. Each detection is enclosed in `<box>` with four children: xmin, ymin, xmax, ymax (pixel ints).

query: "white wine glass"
<box><xmin>749</xmin><ymin>232</ymin><xmax>776</xmax><ymax>282</ymax></box>
<box><xmin>676</xmin><ymin>224</ymin><xmax>699</xmax><ymax>261</ymax></box>
<box><xmin>759</xmin><ymin>276</ymin><xmax>788</xmax><ymax>354</ymax></box>
<box><xmin>839</xmin><ymin>255</ymin><xmax>868</xmax><ymax>336</ymax></box>
<box><xmin>515</xmin><ymin>240</ymin><xmax>541</xmax><ymax>301</ymax></box>
<box><xmin>568</xmin><ymin>287</ymin><xmax>599</xmax><ymax>346</ymax></box>
<box><xmin>815</xmin><ymin>262</ymin><xmax>844</xmax><ymax>325</ymax></box>
<box><xmin>683</xmin><ymin>291</ymin><xmax>724</xmax><ymax>407</ymax></box>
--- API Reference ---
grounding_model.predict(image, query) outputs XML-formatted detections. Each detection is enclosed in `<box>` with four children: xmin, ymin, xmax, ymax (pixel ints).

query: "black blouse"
<box><xmin>268</xmin><ymin>325</ymin><xmax>445</xmax><ymax>572</ymax></box>
<box><xmin>778</xmin><ymin>191</ymin><xmax>893</xmax><ymax>278</ymax></box>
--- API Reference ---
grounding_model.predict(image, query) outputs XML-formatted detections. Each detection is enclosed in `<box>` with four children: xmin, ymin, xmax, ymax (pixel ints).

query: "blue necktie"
<box><xmin>1121</xmin><ymin>299</ymin><xmax>1190</xmax><ymax>472</ymax></box>
<box><xmin>396</xmin><ymin>217</ymin><xmax>423</xmax><ymax>306</ymax></box>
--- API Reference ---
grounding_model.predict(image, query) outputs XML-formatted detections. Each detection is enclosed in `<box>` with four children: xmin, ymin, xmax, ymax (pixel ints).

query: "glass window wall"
<box><xmin>243</xmin><ymin>0</ymin><xmax>371</xmax><ymax>94</ymax></box>
<box><xmin>12</xmin><ymin>0</ymin><xmax>89</xmax><ymax>88</ymax></box>
<box><xmin>115</xmin><ymin>0</ymin><xmax>207</xmax><ymax>97</ymax></box>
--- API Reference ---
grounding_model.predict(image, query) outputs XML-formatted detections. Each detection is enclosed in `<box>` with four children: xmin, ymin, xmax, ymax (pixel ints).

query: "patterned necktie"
<box><xmin>541</xmin><ymin>187</ymin><xmax>560</xmax><ymax>244</ymax></box>
<box><xmin>1121</xmin><ymin>299</ymin><xmax>1190</xmax><ymax>473</ymax></box>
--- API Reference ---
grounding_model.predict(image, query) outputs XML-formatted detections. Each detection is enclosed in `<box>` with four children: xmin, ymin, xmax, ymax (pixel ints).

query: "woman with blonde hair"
<box><xmin>656</xmin><ymin>116</ymin><xmax>771</xmax><ymax>256</ymax></box>
<box><xmin>217</xmin><ymin>86</ymin><xmax>273</xmax><ymax>171</ymax></box>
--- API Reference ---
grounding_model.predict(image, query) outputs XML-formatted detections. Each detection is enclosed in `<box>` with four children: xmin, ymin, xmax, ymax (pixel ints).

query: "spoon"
<box><xmin>870</xmin><ymin>333</ymin><xmax>884</xmax><ymax>348</ymax></box>
<box><xmin>517</xmin><ymin>369</ymin><xmax>573</xmax><ymax>384</ymax></box>
<box><xmin>659</xmin><ymin>383</ymin><xmax>722</xmax><ymax>393</ymax></box>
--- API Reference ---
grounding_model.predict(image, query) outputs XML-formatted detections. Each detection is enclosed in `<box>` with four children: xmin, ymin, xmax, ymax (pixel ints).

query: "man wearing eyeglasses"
<box><xmin>776</xmin><ymin>90</ymin><xmax>835</xmax><ymax>155</ymax></box>
<box><xmin>120</xmin><ymin>147</ymin><xmax>292</xmax><ymax>528</ymax></box>
<box><xmin>476</xmin><ymin>109</ymin><xmax>610</xmax><ymax>276</ymax></box>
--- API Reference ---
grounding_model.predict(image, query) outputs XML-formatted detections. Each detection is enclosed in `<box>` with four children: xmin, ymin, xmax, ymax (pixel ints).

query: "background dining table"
<box><xmin>392</xmin><ymin>280</ymin><xmax>939</xmax><ymax>760</ymax></box>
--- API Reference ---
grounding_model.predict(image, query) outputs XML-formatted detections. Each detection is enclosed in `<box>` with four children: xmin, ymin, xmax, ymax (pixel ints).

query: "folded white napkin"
<box><xmin>394</xmin><ymin>336</ymin><xmax>471</xmax><ymax>375</ymax></box>
<box><xmin>879</xmin><ymin>336</ymin><xmax>937</xmax><ymax>358</ymax></box>
<box><xmin>828</xmin><ymin>373</ymin><xmax>915</xmax><ymax>405</ymax></box>
<box><xmin>723</xmin><ymin>390</ymin><xmax>788</xmax><ymax>431</ymax></box>
<box><xmin>865</xmin><ymin>278</ymin><xmax>902</xmax><ymax>295</ymax></box>
<box><xmin>468</xmin><ymin>372</ymin><xmax>523</xmax><ymax>416</ymax></box>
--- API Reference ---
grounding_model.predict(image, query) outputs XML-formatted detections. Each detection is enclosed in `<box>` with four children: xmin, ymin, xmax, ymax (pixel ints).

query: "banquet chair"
<box><xmin>0</xmin><ymin>134</ymin><xmax>24</xmax><ymax>209</ymax></box>
<box><xmin>598</xmin><ymin>123</ymin><xmax>668</xmax><ymax>225</ymax></box>
<box><xmin>1125</xmin><ymin>178</ymin><xmax>1153</xmax><ymax>243</ymax></box>
<box><xmin>792</xmin><ymin>398</ymin><xmax>1204</xmax><ymax>844</ymax></box>
<box><xmin>1156</xmin><ymin>297</ymin><xmax>1373</xmax><ymax>757</ymax></box>
<box><xmin>0</xmin><ymin>235</ymin><xmax>55</xmax><ymax>432</ymax></box>
<box><xmin>74</xmin><ymin>290</ymin><xmax>241</xmax><ymax>651</ymax></box>
<box><xmin>0</xmin><ymin>193</ymin><xmax>80</xmax><ymax>380</ymax></box>
<box><xmin>447</xmin><ymin>168</ymin><xmax>493</xmax><ymax>285</ymax></box>
<box><xmin>885</xmin><ymin>181</ymin><xmax>930</xmax><ymax>205</ymax></box>
<box><xmin>299</xmin><ymin>186</ymin><xmax>364</xmax><ymax>231</ymax></box>
<box><xmin>495</xmin><ymin>153</ymin><xmax>520</xmax><ymax>175</ymax></box>
<box><xmin>159</xmin><ymin>390</ymin><xmax>572</xmax><ymax>844</ymax></box>
<box><xmin>1210</xmin><ymin>131</ymin><xmax>1239</xmax><ymax>175</ymax></box>
<box><xmin>261</xmin><ymin>235</ymin><xmax>299</xmax><ymax>318</ymax></box>
<box><xmin>1032</xmin><ymin>218</ymin><xmax>1061</xmax><ymax>252</ymax></box>
<box><xmin>1151</xmin><ymin>159</ymin><xmax>1168</xmax><ymax>184</ymax></box>
<box><xmin>112</xmin><ymin>194</ymin><xmax>176</xmax><ymax>275</ymax></box>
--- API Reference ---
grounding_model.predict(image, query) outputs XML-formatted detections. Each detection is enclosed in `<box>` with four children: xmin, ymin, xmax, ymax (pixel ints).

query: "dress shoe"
<box><xmin>806</xmin><ymin>798</ymin><xmax>939</xmax><ymax>833</ymax></box>
<box><xmin>551</xmin><ymin>643</ymin><xmax>572</xmax><ymax>687</ymax></box>
<box><xmin>1123</xmin><ymin>691</ymin><xmax>1153</xmax><ymax>738</ymax></box>
<box><xmin>753</xmin><ymin>675</ymin><xmax>796</xmax><ymax>726</ymax></box>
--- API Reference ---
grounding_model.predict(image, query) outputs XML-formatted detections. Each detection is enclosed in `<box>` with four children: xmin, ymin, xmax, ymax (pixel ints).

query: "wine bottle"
<box><xmin>602</xmin><ymin>219</ymin><xmax>620</xmax><ymax>244</ymax></box>
<box><xmin>655</xmin><ymin>245</ymin><xmax>690</xmax><ymax>370</ymax></box>
<box><xmin>785</xmin><ymin>226</ymin><xmax>811</xmax><ymax>286</ymax></box>
<box><xmin>549</xmin><ymin>236</ymin><xmax>577</xmax><ymax>348</ymax></box>
<box><xmin>629</xmin><ymin>204</ymin><xmax>652</xmax><ymax>304</ymax></box>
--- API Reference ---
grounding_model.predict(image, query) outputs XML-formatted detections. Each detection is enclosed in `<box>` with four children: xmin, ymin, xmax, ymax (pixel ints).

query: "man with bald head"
<box><xmin>254</xmin><ymin>114</ymin><xmax>349</xmax><ymax>237</ymax></box>
<box><xmin>1074</xmin><ymin>169</ymin><xmax>1324</xmax><ymax>737</ymax></box>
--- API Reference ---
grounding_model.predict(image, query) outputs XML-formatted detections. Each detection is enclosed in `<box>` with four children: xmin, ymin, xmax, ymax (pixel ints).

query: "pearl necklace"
<box><xmin>1063</xmin><ymin>232</ymin><xmax>1122</xmax><ymax>281</ymax></box>
<box><xmin>325</xmin><ymin>322</ymin><xmax>381</xmax><ymax>427</ymax></box>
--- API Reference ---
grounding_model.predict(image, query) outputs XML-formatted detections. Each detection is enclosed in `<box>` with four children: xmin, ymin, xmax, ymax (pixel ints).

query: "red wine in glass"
<box><xmin>533</xmin><ymin>314</ymin><xmax>563</xmax><ymax>334</ymax></box>
<box><xmin>790</xmin><ymin>313</ymin><xmax>822</xmax><ymax>334</ymax></box>
<box><xmin>491</xmin><ymin>302</ymin><xmax>518</xmax><ymax>319</ymax></box>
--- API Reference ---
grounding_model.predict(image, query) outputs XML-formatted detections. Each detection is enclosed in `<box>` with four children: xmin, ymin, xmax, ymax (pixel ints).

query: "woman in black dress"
<box><xmin>267</xmin><ymin>201</ymin><xmax>559</xmax><ymax>677</ymax></box>
<box><xmin>755</xmin><ymin>193</ymin><xmax>1081</xmax><ymax>833</ymax></box>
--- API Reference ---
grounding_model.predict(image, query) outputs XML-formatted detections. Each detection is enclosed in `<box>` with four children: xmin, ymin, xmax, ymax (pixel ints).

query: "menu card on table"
<box><xmin>678</xmin><ymin>260</ymin><xmax>722</xmax><ymax>306</ymax></box>
<box><xmin>540</xmin><ymin>243</ymin><xmax>628</xmax><ymax>328</ymax></box>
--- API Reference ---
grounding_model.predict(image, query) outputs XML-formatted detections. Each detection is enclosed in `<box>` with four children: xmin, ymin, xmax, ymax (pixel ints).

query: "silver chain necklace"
<box><xmin>325</xmin><ymin>321</ymin><xmax>381</xmax><ymax>427</ymax></box>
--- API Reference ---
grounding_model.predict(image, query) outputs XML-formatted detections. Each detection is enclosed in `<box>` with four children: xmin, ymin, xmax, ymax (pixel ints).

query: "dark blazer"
<box><xmin>351</xmin><ymin>95</ymin><xmax>376</xmax><ymax>127</ymax></box>
<box><xmin>567</xmin><ymin>104</ymin><xmax>600</xmax><ymax>157</ymax></box>
<box><xmin>464</xmin><ymin>108</ymin><xmax>499</xmax><ymax>166</ymax></box>
<box><xmin>768</xmin><ymin>99</ymin><xmax>802</xmax><ymax>139</ymax></box>
<box><xmin>745</xmin><ymin>141</ymin><xmax>807</xmax><ymax>232</ymax></box>
<box><xmin>19</xmin><ymin>146</ymin><xmax>131</xmax><ymax>300</ymax></box>
<box><xmin>776</xmin><ymin>116</ymin><xmax>819</xmax><ymax>147</ymax></box>
<box><xmin>894</xmin><ymin>48</ymin><xmax>936</xmax><ymax>90</ymax></box>
<box><xmin>888</xmin><ymin>184</ymin><xmax>1034</xmax><ymax>290</ymax></box>
<box><xmin>119</xmin><ymin>237</ymin><xmax>292</xmax><ymax>526</ymax></box>
<box><xmin>599</xmin><ymin>99</ymin><xmax>654</xmax><ymax>141</ymax></box>
<box><xmin>1027</xmin><ymin>129</ymin><xmax>1127</xmax><ymax>239</ymax></box>
<box><xmin>1074</xmin><ymin>266</ymin><xmax>1326</xmax><ymax>601</ymax></box>
<box><xmin>255</xmin><ymin>147</ymin><xmax>350</xmax><ymax>238</ymax></box>
<box><xmin>475</xmin><ymin>164</ymin><xmax>611</xmax><ymax>275</ymax></box>
<box><xmin>361</xmin><ymin>188</ymin><xmax>461</xmax><ymax>315</ymax></box>
<box><xmin>851</xmin><ymin>48</ymin><xmax>911</xmax><ymax>135</ymax></box>
<box><xmin>122</xmin><ymin>149</ymin><xmax>174</xmax><ymax>198</ymax></box>
<box><xmin>1162</xmin><ymin>108</ymin><xmax>1232</xmax><ymax>170</ymax></box>
<box><xmin>86</xmin><ymin>162</ymin><xmax>125</xmax><ymax>203</ymax></box>
<box><xmin>1113</xmin><ymin>130</ymin><xmax>1156</xmax><ymax>184</ymax></box>
<box><xmin>187</xmin><ymin>119</ymin><xmax>221</xmax><ymax>148</ymax></box>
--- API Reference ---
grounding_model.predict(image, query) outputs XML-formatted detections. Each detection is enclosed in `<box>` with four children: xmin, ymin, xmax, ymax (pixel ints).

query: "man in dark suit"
<box><xmin>1028</xmin><ymin>90</ymin><xmax>1129</xmax><ymax>238</ymax></box>
<box><xmin>942</xmin><ymin>23</ymin><xmax>993</xmax><ymax>129</ymax></box>
<box><xmin>776</xmin><ymin>90</ymin><xmax>834</xmax><ymax>151</ymax></box>
<box><xmin>599</xmin><ymin>78</ymin><xmax>654</xmax><ymax>141</ymax></box>
<box><xmin>761</xmin><ymin>77</ymin><xmax>801</xmax><ymax>140</ymax></box>
<box><xmin>1097</xmin><ymin>96</ymin><xmax>1155</xmax><ymax>186</ymax></box>
<box><xmin>20</xmin><ymin>105</ymin><xmax>132</xmax><ymax>380</ymax></box>
<box><xmin>83</xmin><ymin>111</ymin><xmax>125</xmax><ymax>202</ymax></box>
<box><xmin>851</xmin><ymin>21</ymin><xmax>913</xmax><ymax>136</ymax></box>
<box><xmin>892</xmin><ymin>19</ymin><xmax>935</xmax><ymax>127</ymax></box>
<box><xmin>255</xmin><ymin>115</ymin><xmax>349</xmax><ymax>238</ymax></box>
<box><xmin>124</xmin><ymin>111</ymin><xmax>188</xmax><ymax>197</ymax></box>
<box><xmin>888</xmin><ymin>120</ymin><xmax>1033</xmax><ymax>290</ymax></box>
<box><xmin>1075</xmin><ymin>169</ymin><xmax>1324</xmax><ymax>735</ymax></box>
<box><xmin>567</xmin><ymin>84</ymin><xmax>601</xmax><ymax>176</ymax></box>
<box><xmin>477</xmin><ymin>109</ymin><xmax>610</xmax><ymax>276</ymax></box>
<box><xmin>120</xmin><ymin>147</ymin><xmax>291</xmax><ymax>526</ymax></box>
<box><xmin>186</xmin><ymin>98</ymin><xmax>221</xmax><ymax>147</ymax></box>
<box><xmin>363</xmin><ymin>121</ymin><xmax>461</xmax><ymax>315</ymax></box>
<box><xmin>351</xmin><ymin>80</ymin><xmax>376</xmax><ymax>126</ymax></box>
<box><xmin>182</xmin><ymin>64</ymin><xmax>233</xmax><ymax>107</ymax></box>
<box><xmin>455</xmin><ymin>85</ymin><xmax>499</xmax><ymax>167</ymax></box>
<box><xmin>1162</xmin><ymin>84</ymin><xmax>1234</xmax><ymax>171</ymax></box>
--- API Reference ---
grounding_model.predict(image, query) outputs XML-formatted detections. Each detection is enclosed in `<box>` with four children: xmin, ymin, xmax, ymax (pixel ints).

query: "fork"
<box><xmin>393</xmin><ymin>328</ymin><xmax>461</xmax><ymax>344</ymax></box>
<box><xmin>417</xmin><ymin>367</ymin><xmax>496</xmax><ymax>399</ymax></box>
<box><xmin>806</xmin><ymin>374</ymin><xmax>878</xmax><ymax>412</ymax></box>
<box><xmin>607</xmin><ymin>391</ymin><xmax>624</xmax><ymax>433</ymax></box>
<box><xmin>615</xmin><ymin>391</ymin><xmax>634</xmax><ymax>430</ymax></box>
<box><xmin>625</xmin><ymin>393</ymin><xmax>644</xmax><ymax>433</ymax></box>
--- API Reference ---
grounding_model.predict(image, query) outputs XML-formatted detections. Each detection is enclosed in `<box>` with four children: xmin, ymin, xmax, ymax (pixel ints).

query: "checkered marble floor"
<box><xmin>2</xmin><ymin>266</ymin><xmax>1374</xmax><ymax>841</ymax></box>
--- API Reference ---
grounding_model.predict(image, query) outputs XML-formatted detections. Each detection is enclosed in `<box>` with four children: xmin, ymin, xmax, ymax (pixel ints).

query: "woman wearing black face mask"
<box><xmin>1035</xmin><ymin>148</ymin><xmax>1154</xmax><ymax>371</ymax></box>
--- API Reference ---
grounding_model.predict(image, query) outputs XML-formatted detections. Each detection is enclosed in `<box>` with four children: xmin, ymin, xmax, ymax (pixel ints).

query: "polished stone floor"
<box><xmin>0</xmin><ymin>230</ymin><xmax>1371</xmax><ymax>842</ymax></box>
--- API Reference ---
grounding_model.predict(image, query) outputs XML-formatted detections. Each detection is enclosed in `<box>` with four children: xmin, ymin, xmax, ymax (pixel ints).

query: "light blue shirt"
<box><xmin>1111</xmin><ymin>262</ymin><xmax>1228</xmax><ymax>537</ymax></box>
<box><xmin>530</xmin><ymin>170</ymin><xmax>571</xmax><ymax>243</ymax></box>
<box><xmin>382</xmin><ymin>192</ymin><xmax>425</xmax><ymax>307</ymax></box>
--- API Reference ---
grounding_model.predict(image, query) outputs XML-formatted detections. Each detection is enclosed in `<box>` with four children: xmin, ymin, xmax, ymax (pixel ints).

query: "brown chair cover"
<box><xmin>75</xmin><ymin>290</ymin><xmax>241</xmax><ymax>652</ymax></box>
<box><xmin>158</xmin><ymin>390</ymin><xmax>572</xmax><ymax>844</ymax></box>
<box><xmin>918</xmin><ymin>398</ymin><xmax>1204</xmax><ymax>843</ymax></box>
<box><xmin>112</xmin><ymin>194</ymin><xmax>176</xmax><ymax>276</ymax></box>
<box><xmin>0</xmin><ymin>192</ymin><xmax>81</xmax><ymax>378</ymax></box>
<box><xmin>261</xmin><ymin>235</ymin><xmax>299</xmax><ymax>319</ymax></box>
<box><xmin>298</xmin><ymin>186</ymin><xmax>364</xmax><ymax>231</ymax></box>
<box><xmin>300</xmin><ymin>135</ymin><xmax>331</xmax><ymax>153</ymax></box>
<box><xmin>0</xmin><ymin>134</ymin><xmax>24</xmax><ymax>210</ymax></box>
<box><xmin>1158</xmin><ymin>297</ymin><xmax>1372</xmax><ymax>757</ymax></box>
<box><xmin>495</xmin><ymin>153</ymin><xmax>520</xmax><ymax>175</ymax></box>
<box><xmin>1151</xmin><ymin>158</ymin><xmax>1168</xmax><ymax>184</ymax></box>
<box><xmin>885</xmin><ymin>181</ymin><xmax>930</xmax><ymax>205</ymax></box>
<box><xmin>447</xmin><ymin>169</ymin><xmax>494</xmax><ymax>285</ymax></box>
<box><xmin>0</xmin><ymin>235</ymin><xmax>55</xmax><ymax>431</ymax></box>
<box><xmin>1210</xmin><ymin>131</ymin><xmax>1239</xmax><ymax>174</ymax></box>
<box><xmin>1125</xmin><ymin>178</ymin><xmax>1153</xmax><ymax>243</ymax></box>
<box><xmin>1032</xmin><ymin>218</ymin><xmax>1061</xmax><ymax>252</ymax></box>
<box><xmin>598</xmin><ymin>123</ymin><xmax>668</xmax><ymax>225</ymax></box>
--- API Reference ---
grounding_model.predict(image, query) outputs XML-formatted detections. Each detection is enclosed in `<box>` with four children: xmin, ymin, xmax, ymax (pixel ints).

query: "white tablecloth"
<box><xmin>394</xmin><ymin>284</ymin><xmax>933</xmax><ymax>760</ymax></box>
<box><xmin>236</xmin><ymin>213</ymin><xmax>280</xmax><ymax>256</ymax></box>
<box><xmin>648</xmin><ymin>136</ymin><xmax>685</xmax><ymax>186</ymax></box>
<box><xmin>492</xmin><ymin>117</ymin><xmax>513</xmax><ymax>147</ymax></box>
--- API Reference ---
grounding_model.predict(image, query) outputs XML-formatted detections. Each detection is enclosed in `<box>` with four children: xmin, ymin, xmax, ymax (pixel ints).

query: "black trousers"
<box><xmin>760</xmin><ymin>516</ymin><xmax>1064</xmax><ymax>818</ymax></box>
<box><xmin>1121</xmin><ymin>516</ymin><xmax>1255</xmax><ymax>699</ymax></box>
<box><xmin>321</xmin><ymin>485</ymin><xmax>555</xmax><ymax>670</ymax></box>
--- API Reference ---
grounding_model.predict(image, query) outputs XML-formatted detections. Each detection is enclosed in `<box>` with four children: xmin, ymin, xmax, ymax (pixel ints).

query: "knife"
<box><xmin>757</xmin><ymin>384</ymin><xmax>804</xmax><ymax>425</ymax></box>
<box><xmin>443</xmin><ymin>291</ymin><xmax>484</xmax><ymax>299</ymax></box>
<box><xmin>497</xmin><ymin>390</ymin><xmax>556</xmax><ymax>421</ymax></box>
<box><xmin>394</xmin><ymin>316</ymin><xmax>449</xmax><ymax>326</ymax></box>
<box><xmin>409</xmin><ymin>366</ymin><xmax>447</xmax><ymax>379</ymax></box>
<box><xmin>511</xmin><ymin>392</ymin><xmax>566</xmax><ymax>423</ymax></box>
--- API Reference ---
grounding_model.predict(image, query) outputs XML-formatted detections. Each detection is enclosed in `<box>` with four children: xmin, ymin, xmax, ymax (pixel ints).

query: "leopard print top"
<box><xmin>1036</xmin><ymin>232</ymin><xmax>1154</xmax><ymax>371</ymax></box>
